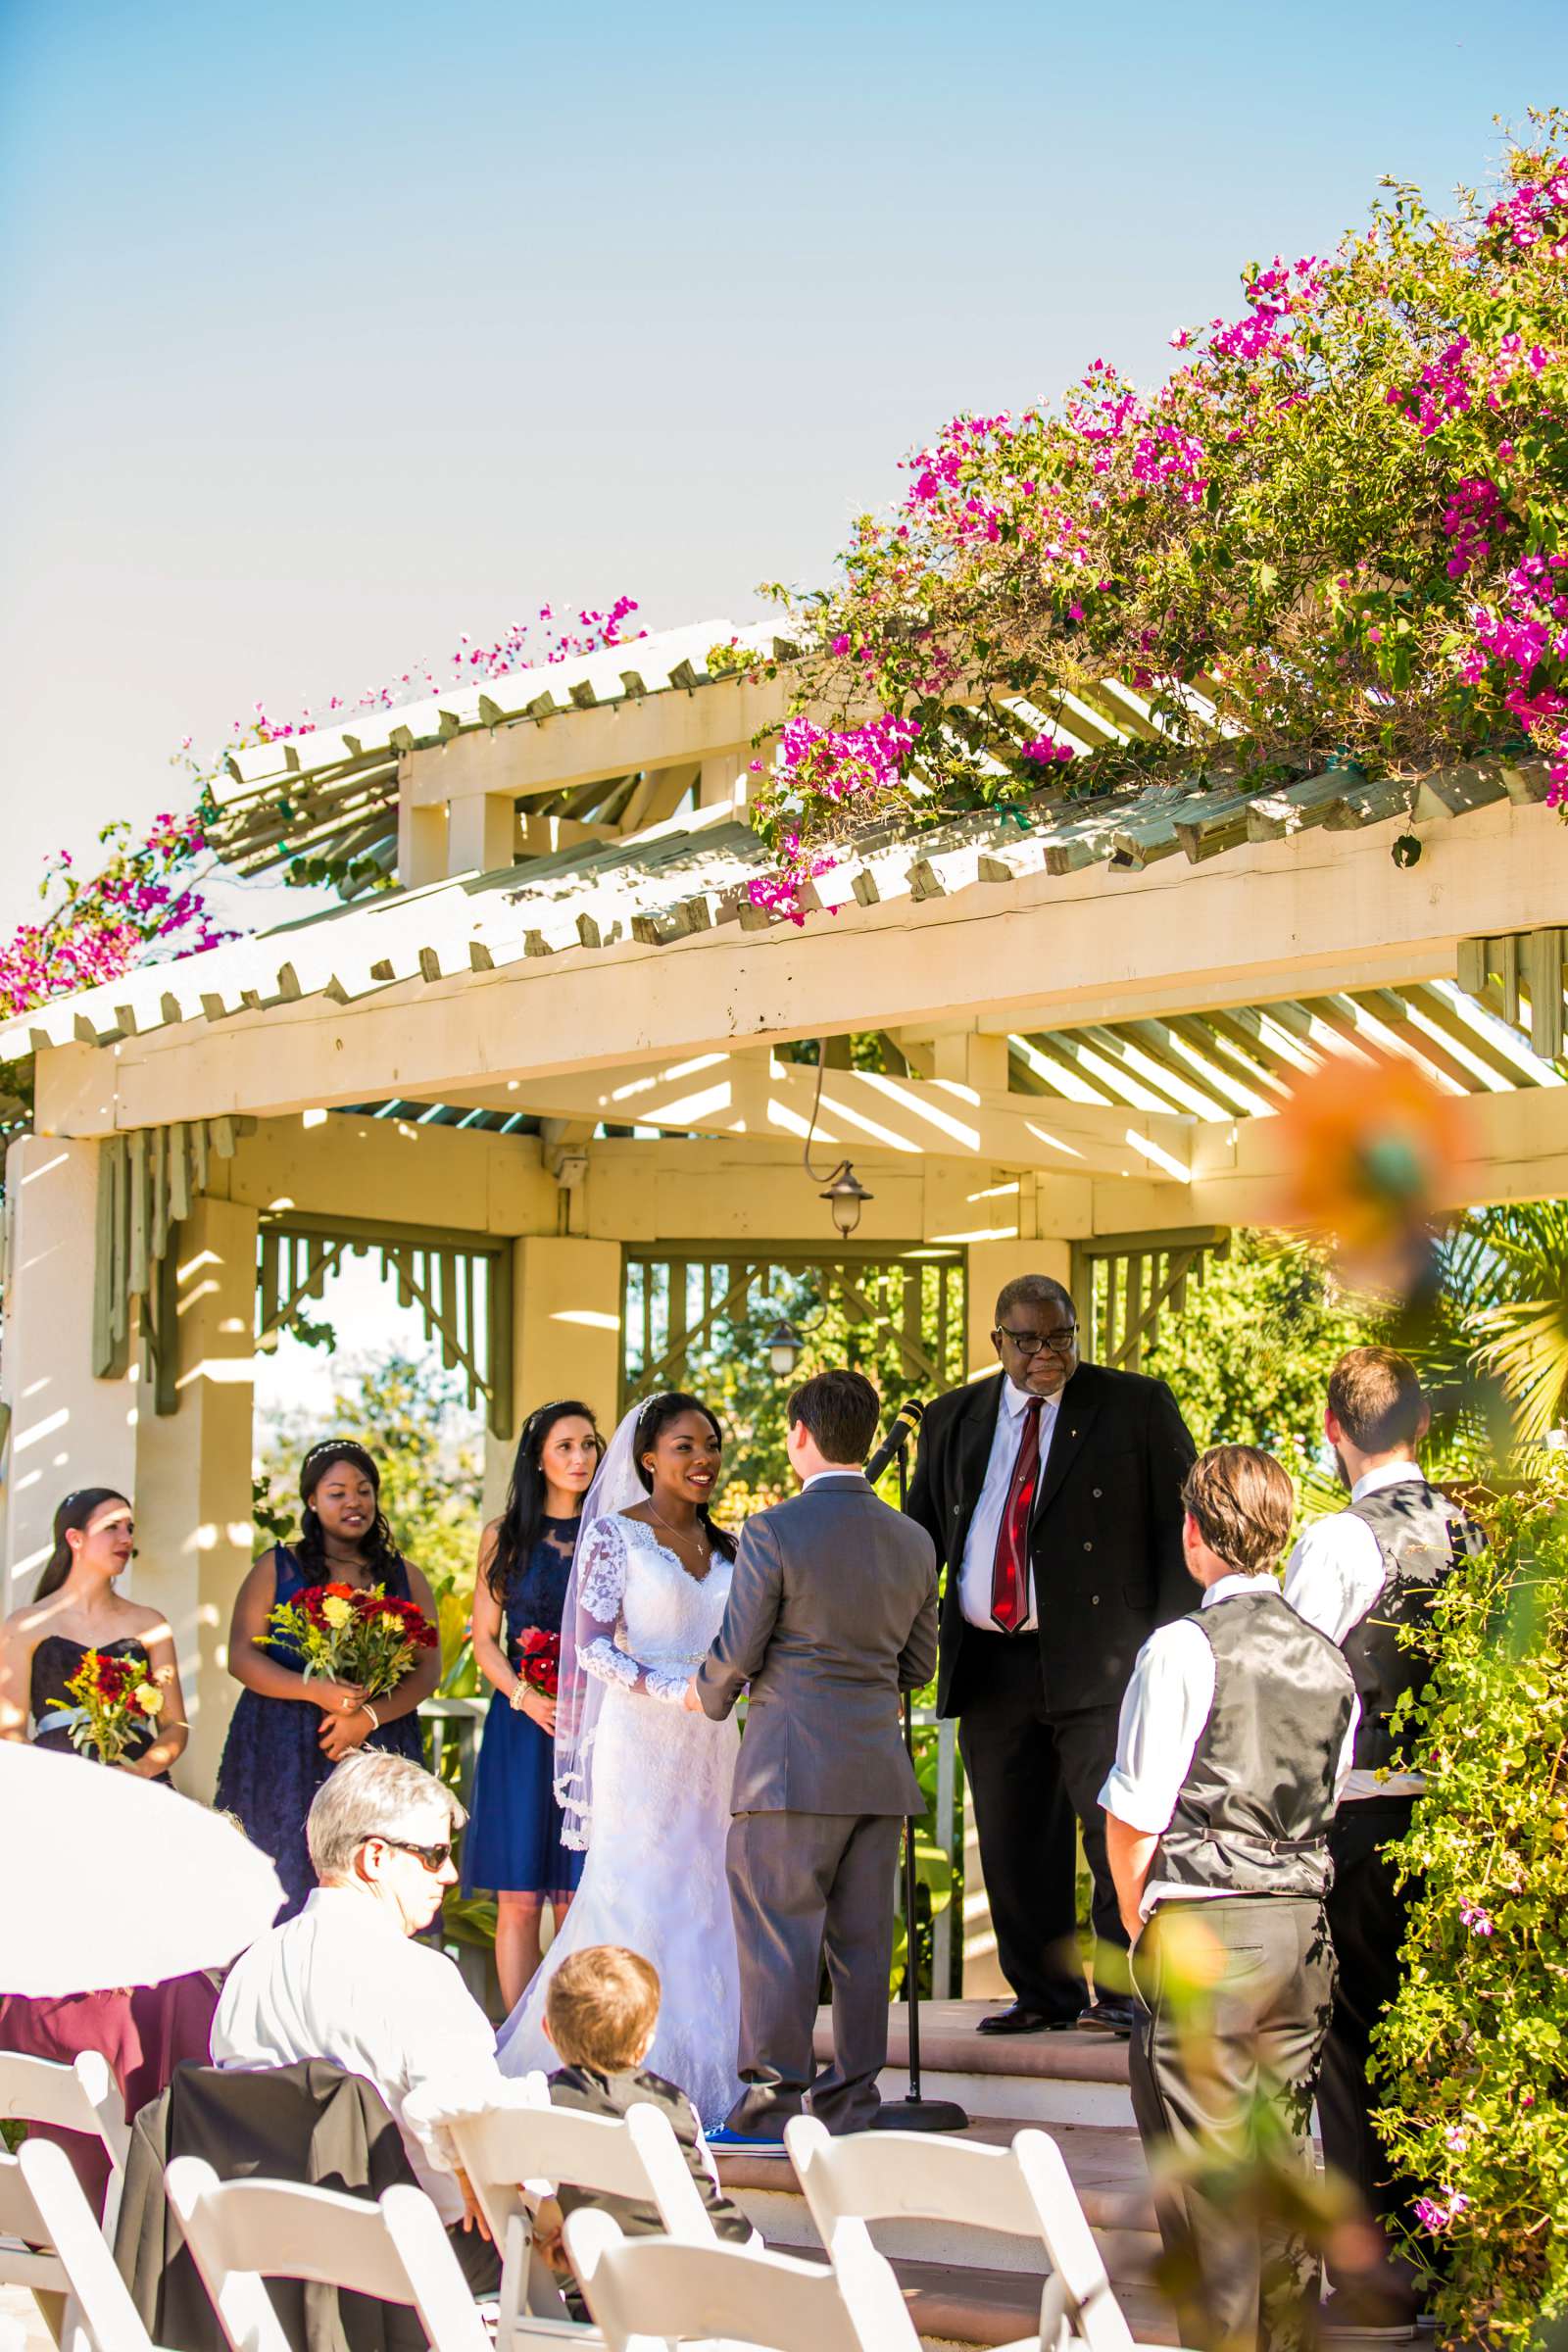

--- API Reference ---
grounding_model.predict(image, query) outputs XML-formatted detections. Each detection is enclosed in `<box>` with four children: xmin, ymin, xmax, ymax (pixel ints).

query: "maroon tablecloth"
<box><xmin>0</xmin><ymin>1974</ymin><xmax>220</xmax><ymax>2215</ymax></box>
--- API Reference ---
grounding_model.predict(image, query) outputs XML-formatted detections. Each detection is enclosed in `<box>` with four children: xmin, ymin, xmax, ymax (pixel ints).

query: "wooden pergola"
<box><xmin>3</xmin><ymin>616</ymin><xmax>1563</xmax><ymax>1994</ymax></box>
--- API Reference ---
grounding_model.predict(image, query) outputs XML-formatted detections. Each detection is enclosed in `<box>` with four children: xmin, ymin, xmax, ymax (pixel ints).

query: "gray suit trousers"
<box><xmin>724</xmin><ymin>1810</ymin><xmax>904</xmax><ymax>2137</ymax></box>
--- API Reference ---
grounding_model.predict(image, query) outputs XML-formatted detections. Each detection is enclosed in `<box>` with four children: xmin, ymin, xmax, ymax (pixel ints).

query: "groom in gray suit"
<box><xmin>687</xmin><ymin>1369</ymin><xmax>939</xmax><ymax>2142</ymax></box>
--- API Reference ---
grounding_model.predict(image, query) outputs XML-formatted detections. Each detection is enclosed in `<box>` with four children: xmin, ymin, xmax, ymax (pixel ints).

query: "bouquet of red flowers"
<box><xmin>61</xmin><ymin>1647</ymin><xmax>164</xmax><ymax>1766</ymax></box>
<box><xmin>261</xmin><ymin>1582</ymin><xmax>438</xmax><ymax>1699</ymax></box>
<box><xmin>515</xmin><ymin>1628</ymin><xmax>561</xmax><ymax>1701</ymax></box>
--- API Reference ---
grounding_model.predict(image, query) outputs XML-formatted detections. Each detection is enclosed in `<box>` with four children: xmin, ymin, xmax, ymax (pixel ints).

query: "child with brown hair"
<box><xmin>532</xmin><ymin>1943</ymin><xmax>753</xmax><ymax>2304</ymax></box>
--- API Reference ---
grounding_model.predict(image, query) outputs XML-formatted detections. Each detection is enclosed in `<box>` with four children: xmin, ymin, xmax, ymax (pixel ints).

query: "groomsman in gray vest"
<box><xmin>1285</xmin><ymin>1348</ymin><xmax>1484</xmax><ymax>2337</ymax></box>
<box><xmin>690</xmin><ymin>1369</ymin><xmax>939</xmax><ymax>2143</ymax></box>
<box><xmin>1102</xmin><ymin>1446</ymin><xmax>1358</xmax><ymax>2352</ymax></box>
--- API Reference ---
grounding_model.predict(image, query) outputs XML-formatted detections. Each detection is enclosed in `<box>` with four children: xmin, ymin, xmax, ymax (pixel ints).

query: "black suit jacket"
<box><xmin>905</xmin><ymin>1359</ymin><xmax>1198</xmax><ymax>1718</ymax></box>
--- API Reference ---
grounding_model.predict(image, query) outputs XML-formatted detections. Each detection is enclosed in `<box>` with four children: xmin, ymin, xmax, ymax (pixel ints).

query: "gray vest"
<box><xmin>1156</xmin><ymin>1591</ymin><xmax>1356</xmax><ymax>1899</ymax></box>
<box><xmin>1342</xmin><ymin>1479</ymin><xmax>1482</xmax><ymax>1775</ymax></box>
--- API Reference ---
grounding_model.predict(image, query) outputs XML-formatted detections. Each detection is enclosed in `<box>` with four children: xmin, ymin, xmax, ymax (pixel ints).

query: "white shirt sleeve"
<box><xmin>386</xmin><ymin>1947</ymin><xmax>513</xmax><ymax>2175</ymax></box>
<box><xmin>1283</xmin><ymin>1513</ymin><xmax>1387</xmax><ymax>1646</ymax></box>
<box><xmin>1099</xmin><ymin>1618</ymin><xmax>1217</xmax><ymax>1835</ymax></box>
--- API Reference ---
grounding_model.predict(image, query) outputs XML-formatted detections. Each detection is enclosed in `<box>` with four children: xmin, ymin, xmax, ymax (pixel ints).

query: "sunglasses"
<box><xmin>376</xmin><ymin>1836</ymin><xmax>458</xmax><ymax>1873</ymax></box>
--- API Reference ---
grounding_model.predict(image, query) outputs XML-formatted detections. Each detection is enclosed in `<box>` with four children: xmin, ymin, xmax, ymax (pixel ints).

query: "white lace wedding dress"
<box><xmin>494</xmin><ymin>1512</ymin><xmax>742</xmax><ymax>2127</ymax></box>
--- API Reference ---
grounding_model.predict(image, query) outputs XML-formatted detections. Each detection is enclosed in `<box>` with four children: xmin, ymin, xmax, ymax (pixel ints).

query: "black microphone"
<box><xmin>865</xmin><ymin>1397</ymin><xmax>925</xmax><ymax>1486</ymax></box>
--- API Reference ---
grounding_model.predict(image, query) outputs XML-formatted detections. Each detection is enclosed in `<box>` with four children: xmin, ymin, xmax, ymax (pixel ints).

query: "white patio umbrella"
<box><xmin>3</xmin><ymin>1743</ymin><xmax>283</xmax><ymax>1994</ymax></box>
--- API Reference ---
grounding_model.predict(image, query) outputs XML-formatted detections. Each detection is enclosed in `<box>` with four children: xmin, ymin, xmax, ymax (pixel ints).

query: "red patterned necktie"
<box><xmin>991</xmin><ymin>1396</ymin><xmax>1044</xmax><ymax>1633</ymax></box>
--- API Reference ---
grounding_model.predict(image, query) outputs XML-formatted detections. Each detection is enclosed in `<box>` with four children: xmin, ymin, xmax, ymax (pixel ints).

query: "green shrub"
<box><xmin>1372</xmin><ymin>1466</ymin><xmax>1568</xmax><ymax>2347</ymax></box>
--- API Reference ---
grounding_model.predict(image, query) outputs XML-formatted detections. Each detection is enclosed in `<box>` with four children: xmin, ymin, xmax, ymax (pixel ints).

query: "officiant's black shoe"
<box><xmin>1079</xmin><ymin>1994</ymin><xmax>1140</xmax><ymax>2036</ymax></box>
<box><xmin>976</xmin><ymin>2000</ymin><xmax>1085</xmax><ymax>2035</ymax></box>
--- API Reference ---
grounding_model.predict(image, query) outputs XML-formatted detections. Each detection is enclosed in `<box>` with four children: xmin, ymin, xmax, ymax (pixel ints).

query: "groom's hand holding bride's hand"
<box><xmin>681</xmin><ymin>1679</ymin><xmax>703</xmax><ymax>1713</ymax></box>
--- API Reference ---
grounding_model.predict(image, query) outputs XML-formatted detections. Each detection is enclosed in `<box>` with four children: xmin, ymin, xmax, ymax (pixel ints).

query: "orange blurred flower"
<box><xmin>1271</xmin><ymin>1054</ymin><xmax>1470</xmax><ymax>1297</ymax></box>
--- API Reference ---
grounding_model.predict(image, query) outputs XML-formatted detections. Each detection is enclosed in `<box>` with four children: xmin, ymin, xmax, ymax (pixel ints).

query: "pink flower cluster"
<box><xmin>1413</xmin><ymin>2190</ymin><xmax>1471</xmax><ymax>2235</ymax></box>
<box><xmin>770</xmin><ymin>711</ymin><xmax>921</xmax><ymax>807</ymax></box>
<box><xmin>1442</xmin><ymin>477</ymin><xmax>1508</xmax><ymax>579</ymax></box>
<box><xmin>1458</xmin><ymin>1896</ymin><xmax>1496</xmax><ymax>1936</ymax></box>
<box><xmin>1485</xmin><ymin>166</ymin><xmax>1568</xmax><ymax>257</ymax></box>
<box><xmin>1131</xmin><ymin>423</ymin><xmax>1209</xmax><ymax>506</ymax></box>
<box><xmin>1460</xmin><ymin>553</ymin><xmax>1568</xmax><ymax>803</ymax></box>
<box><xmin>1021</xmin><ymin>734</ymin><xmax>1076</xmax><ymax>766</ymax></box>
<box><xmin>0</xmin><ymin>811</ymin><xmax>230</xmax><ymax>1022</ymax></box>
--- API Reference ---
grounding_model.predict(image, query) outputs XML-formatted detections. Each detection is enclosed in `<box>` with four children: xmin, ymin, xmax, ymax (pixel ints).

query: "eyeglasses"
<box><xmin>376</xmin><ymin>1836</ymin><xmax>457</xmax><ymax>1872</ymax></box>
<box><xmin>995</xmin><ymin>1326</ymin><xmax>1078</xmax><ymax>1357</ymax></box>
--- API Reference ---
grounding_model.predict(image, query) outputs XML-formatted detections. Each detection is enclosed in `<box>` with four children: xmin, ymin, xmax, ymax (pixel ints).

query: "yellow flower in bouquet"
<box><xmin>320</xmin><ymin>1593</ymin><xmax>355</xmax><ymax>1630</ymax></box>
<box><xmin>260</xmin><ymin>1581</ymin><xmax>439</xmax><ymax>1699</ymax></box>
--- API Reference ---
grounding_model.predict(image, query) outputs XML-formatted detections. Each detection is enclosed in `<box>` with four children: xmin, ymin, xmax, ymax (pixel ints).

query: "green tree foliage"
<box><xmin>1140</xmin><ymin>1232</ymin><xmax>1364</xmax><ymax>1481</ymax></box>
<box><xmin>255</xmin><ymin>1352</ymin><xmax>482</xmax><ymax>1683</ymax></box>
<box><xmin>1372</xmin><ymin>1467</ymin><xmax>1568</xmax><ymax>2346</ymax></box>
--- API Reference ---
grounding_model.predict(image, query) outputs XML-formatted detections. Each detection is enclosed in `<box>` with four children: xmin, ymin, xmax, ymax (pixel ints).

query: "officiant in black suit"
<box><xmin>906</xmin><ymin>1272</ymin><xmax>1197</xmax><ymax>2036</ymax></box>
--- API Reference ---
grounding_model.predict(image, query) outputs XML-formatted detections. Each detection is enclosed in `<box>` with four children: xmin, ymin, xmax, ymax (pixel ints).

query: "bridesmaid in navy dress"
<box><xmin>216</xmin><ymin>1440</ymin><xmax>442</xmax><ymax>1918</ymax></box>
<box><xmin>0</xmin><ymin>1487</ymin><xmax>189</xmax><ymax>1780</ymax></box>
<box><xmin>466</xmin><ymin>1399</ymin><xmax>602</xmax><ymax>2010</ymax></box>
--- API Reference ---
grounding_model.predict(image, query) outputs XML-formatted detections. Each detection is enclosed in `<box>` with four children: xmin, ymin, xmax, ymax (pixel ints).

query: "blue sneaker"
<box><xmin>706</xmin><ymin>2124</ymin><xmax>787</xmax><ymax>2150</ymax></box>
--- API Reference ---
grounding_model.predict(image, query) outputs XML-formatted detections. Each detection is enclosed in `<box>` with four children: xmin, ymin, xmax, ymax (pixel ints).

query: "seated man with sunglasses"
<box><xmin>211</xmin><ymin>1748</ymin><xmax>505</xmax><ymax>2289</ymax></box>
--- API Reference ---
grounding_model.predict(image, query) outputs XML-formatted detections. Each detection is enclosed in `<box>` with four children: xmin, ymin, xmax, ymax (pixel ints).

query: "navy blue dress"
<box><xmin>215</xmin><ymin>1544</ymin><xmax>425</xmax><ymax>1920</ymax></box>
<box><xmin>463</xmin><ymin>1516</ymin><xmax>584</xmax><ymax>1902</ymax></box>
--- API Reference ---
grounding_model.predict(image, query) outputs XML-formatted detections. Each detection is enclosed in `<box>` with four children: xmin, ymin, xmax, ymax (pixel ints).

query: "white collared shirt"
<box><xmin>211</xmin><ymin>1885</ymin><xmax>506</xmax><ymax>2223</ymax></box>
<box><xmin>957</xmin><ymin>1379</ymin><xmax>1058</xmax><ymax>1632</ymax></box>
<box><xmin>1099</xmin><ymin>1574</ymin><xmax>1359</xmax><ymax>1919</ymax></box>
<box><xmin>1283</xmin><ymin>1460</ymin><xmax>1426</xmax><ymax>1801</ymax></box>
<box><xmin>801</xmin><ymin>1470</ymin><xmax>869</xmax><ymax>1490</ymax></box>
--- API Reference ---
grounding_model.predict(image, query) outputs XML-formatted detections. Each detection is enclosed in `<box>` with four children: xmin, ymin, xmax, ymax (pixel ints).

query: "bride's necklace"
<box><xmin>647</xmin><ymin>1501</ymin><xmax>710</xmax><ymax>1580</ymax></box>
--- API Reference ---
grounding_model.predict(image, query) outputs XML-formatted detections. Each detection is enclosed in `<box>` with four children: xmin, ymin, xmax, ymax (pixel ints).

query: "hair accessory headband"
<box><xmin>299</xmin><ymin>1439</ymin><xmax>380</xmax><ymax>1503</ymax></box>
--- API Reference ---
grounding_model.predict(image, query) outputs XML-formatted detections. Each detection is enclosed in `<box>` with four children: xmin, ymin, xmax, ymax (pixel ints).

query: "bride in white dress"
<box><xmin>495</xmin><ymin>1392</ymin><xmax>742</xmax><ymax>2127</ymax></box>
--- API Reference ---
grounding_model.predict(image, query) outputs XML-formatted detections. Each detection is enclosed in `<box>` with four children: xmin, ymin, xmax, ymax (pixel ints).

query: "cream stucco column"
<box><xmin>1</xmin><ymin>1136</ymin><xmax>138</xmax><ymax>1611</ymax></box>
<box><xmin>132</xmin><ymin>1197</ymin><xmax>258</xmax><ymax>1798</ymax></box>
<box><xmin>481</xmin><ymin>1237</ymin><xmax>623</xmax><ymax>1519</ymax></box>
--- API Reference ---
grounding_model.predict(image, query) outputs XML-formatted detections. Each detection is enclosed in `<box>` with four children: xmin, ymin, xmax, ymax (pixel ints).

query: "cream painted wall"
<box><xmin>481</xmin><ymin>1236</ymin><xmax>623</xmax><ymax>1520</ymax></box>
<box><xmin>131</xmin><ymin>1197</ymin><xmax>258</xmax><ymax>1794</ymax></box>
<box><xmin>0</xmin><ymin>1134</ymin><xmax>137</xmax><ymax>1612</ymax></box>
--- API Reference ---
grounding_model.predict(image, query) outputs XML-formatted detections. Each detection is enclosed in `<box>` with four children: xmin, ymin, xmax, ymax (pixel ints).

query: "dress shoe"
<box><xmin>976</xmin><ymin>2000</ymin><xmax>1086</xmax><ymax>2035</ymax></box>
<box><xmin>1078</xmin><ymin>1993</ymin><xmax>1140</xmax><ymax>2035</ymax></box>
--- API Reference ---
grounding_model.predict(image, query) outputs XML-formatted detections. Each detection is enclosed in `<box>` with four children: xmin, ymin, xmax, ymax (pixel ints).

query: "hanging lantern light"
<box><xmin>820</xmin><ymin>1162</ymin><xmax>873</xmax><ymax>1240</ymax></box>
<box><xmin>764</xmin><ymin>1318</ymin><xmax>806</xmax><ymax>1378</ymax></box>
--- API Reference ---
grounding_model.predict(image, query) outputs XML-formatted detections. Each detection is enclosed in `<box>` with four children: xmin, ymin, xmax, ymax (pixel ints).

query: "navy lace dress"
<box><xmin>215</xmin><ymin>1544</ymin><xmax>424</xmax><ymax>1920</ymax></box>
<box><xmin>463</xmin><ymin>1516</ymin><xmax>585</xmax><ymax>1902</ymax></box>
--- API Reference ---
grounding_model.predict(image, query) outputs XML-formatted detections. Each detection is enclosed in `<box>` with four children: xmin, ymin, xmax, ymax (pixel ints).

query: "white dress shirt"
<box><xmin>957</xmin><ymin>1379</ymin><xmax>1058</xmax><ymax>1631</ymax></box>
<box><xmin>1099</xmin><ymin>1574</ymin><xmax>1359</xmax><ymax>1920</ymax></box>
<box><xmin>211</xmin><ymin>1886</ymin><xmax>506</xmax><ymax>2224</ymax></box>
<box><xmin>1283</xmin><ymin>1458</ymin><xmax>1426</xmax><ymax>1801</ymax></box>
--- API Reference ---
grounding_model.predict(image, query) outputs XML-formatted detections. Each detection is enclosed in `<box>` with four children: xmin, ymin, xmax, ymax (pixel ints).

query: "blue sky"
<box><xmin>2</xmin><ymin>0</ymin><xmax>1563</xmax><ymax>932</ymax></box>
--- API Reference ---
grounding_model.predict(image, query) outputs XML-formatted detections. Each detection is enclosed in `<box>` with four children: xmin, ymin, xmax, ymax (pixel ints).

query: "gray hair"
<box><xmin>306</xmin><ymin>1749</ymin><xmax>466</xmax><ymax>1883</ymax></box>
<box><xmin>995</xmin><ymin>1273</ymin><xmax>1075</xmax><ymax>1327</ymax></box>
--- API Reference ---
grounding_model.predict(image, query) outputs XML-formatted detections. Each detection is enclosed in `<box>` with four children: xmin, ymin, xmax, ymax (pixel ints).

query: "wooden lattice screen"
<box><xmin>620</xmin><ymin>1246</ymin><xmax>966</xmax><ymax>1414</ymax></box>
<box><xmin>256</xmin><ymin>1212</ymin><xmax>514</xmax><ymax>1439</ymax></box>
<box><xmin>1070</xmin><ymin>1228</ymin><xmax>1230</xmax><ymax>1374</ymax></box>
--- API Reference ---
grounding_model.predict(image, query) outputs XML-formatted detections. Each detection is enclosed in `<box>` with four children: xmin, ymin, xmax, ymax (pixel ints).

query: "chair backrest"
<box><xmin>785</xmin><ymin>2116</ymin><xmax>1044</xmax><ymax>2249</ymax></box>
<box><xmin>0</xmin><ymin>2054</ymin><xmax>129</xmax><ymax>2178</ymax></box>
<box><xmin>448</xmin><ymin>2093</ymin><xmax>715</xmax><ymax>2247</ymax></box>
<box><xmin>0</xmin><ymin>2147</ymin><xmax>60</xmax><ymax>2278</ymax></box>
<box><xmin>165</xmin><ymin>2157</ymin><xmax>491</xmax><ymax>2352</ymax></box>
<box><xmin>1011</xmin><ymin>2130</ymin><xmax>1138</xmax><ymax>2352</ymax></box>
<box><xmin>18</xmin><ymin>2137</ymin><xmax>159</xmax><ymax>2352</ymax></box>
<box><xmin>562</xmin><ymin>2211</ymin><xmax>919</xmax><ymax>2352</ymax></box>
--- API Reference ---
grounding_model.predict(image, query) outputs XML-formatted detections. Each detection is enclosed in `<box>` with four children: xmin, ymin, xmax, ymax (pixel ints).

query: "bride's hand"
<box><xmin>512</xmin><ymin>1685</ymin><xmax>558</xmax><ymax>1736</ymax></box>
<box><xmin>681</xmin><ymin>1679</ymin><xmax>703</xmax><ymax>1714</ymax></box>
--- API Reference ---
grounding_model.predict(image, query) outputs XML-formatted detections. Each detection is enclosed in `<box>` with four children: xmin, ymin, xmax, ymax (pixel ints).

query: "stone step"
<box><xmin>813</xmin><ymin>2000</ymin><xmax>1137</xmax><ymax>2128</ymax></box>
<box><xmin>717</xmin><ymin>2116</ymin><xmax>1157</xmax><ymax>2270</ymax></box>
<box><xmin>892</xmin><ymin>2256</ymin><xmax>1180</xmax><ymax>2349</ymax></box>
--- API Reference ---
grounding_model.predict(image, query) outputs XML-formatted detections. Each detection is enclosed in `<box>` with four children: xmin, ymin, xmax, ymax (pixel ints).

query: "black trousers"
<box><xmin>1130</xmin><ymin>1895</ymin><xmax>1336</xmax><ymax>2352</ymax></box>
<box><xmin>956</xmin><ymin>1628</ymin><xmax>1122</xmax><ymax>2014</ymax></box>
<box><xmin>1319</xmin><ymin>1797</ymin><xmax>1424</xmax><ymax>2283</ymax></box>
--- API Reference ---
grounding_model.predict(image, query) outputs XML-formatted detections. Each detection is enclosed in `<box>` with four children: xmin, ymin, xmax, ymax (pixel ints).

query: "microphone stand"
<box><xmin>883</xmin><ymin>1424</ymin><xmax>968</xmax><ymax>2134</ymax></box>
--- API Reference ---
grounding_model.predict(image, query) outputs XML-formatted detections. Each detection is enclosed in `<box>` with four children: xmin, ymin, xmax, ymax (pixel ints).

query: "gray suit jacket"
<box><xmin>697</xmin><ymin>1472</ymin><xmax>939</xmax><ymax>1817</ymax></box>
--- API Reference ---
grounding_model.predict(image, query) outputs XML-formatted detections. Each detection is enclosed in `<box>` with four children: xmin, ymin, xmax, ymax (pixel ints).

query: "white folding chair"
<box><xmin>786</xmin><ymin>2115</ymin><xmax>1143</xmax><ymax>2352</ymax></box>
<box><xmin>0</xmin><ymin>2054</ymin><xmax>131</xmax><ymax>2344</ymax></box>
<box><xmin>562</xmin><ymin>2209</ymin><xmax>920</xmax><ymax>2352</ymax></box>
<box><xmin>165</xmin><ymin>2157</ymin><xmax>491</xmax><ymax>2352</ymax></box>
<box><xmin>18</xmin><ymin>2137</ymin><xmax>168</xmax><ymax>2352</ymax></box>
<box><xmin>0</xmin><ymin>2056</ymin><xmax>130</xmax><ymax>2235</ymax></box>
<box><xmin>448</xmin><ymin>2090</ymin><xmax>718</xmax><ymax>2345</ymax></box>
